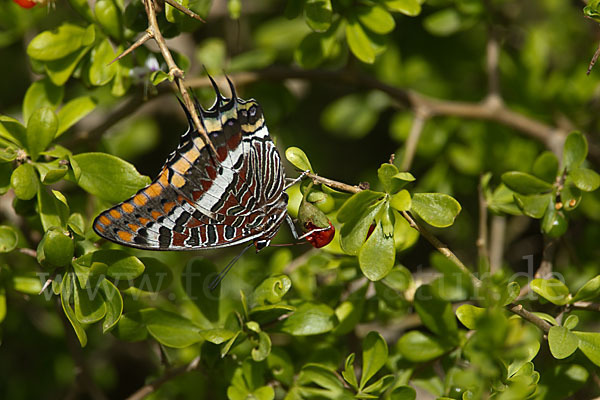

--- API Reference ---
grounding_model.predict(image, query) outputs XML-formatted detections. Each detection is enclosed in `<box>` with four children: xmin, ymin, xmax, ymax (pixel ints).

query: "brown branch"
<box><xmin>400</xmin><ymin>109</ymin><xmax>428</xmax><ymax>171</ymax></box>
<box><xmin>126</xmin><ymin>356</ymin><xmax>200</xmax><ymax>400</ymax></box>
<box><xmin>488</xmin><ymin>215</ymin><xmax>506</xmax><ymax>274</ymax></box>
<box><xmin>572</xmin><ymin>301</ymin><xmax>600</xmax><ymax>312</ymax></box>
<box><xmin>109</xmin><ymin>31</ymin><xmax>153</xmax><ymax>65</ymax></box>
<box><xmin>306</xmin><ymin>172</ymin><xmax>361</xmax><ymax>194</ymax></box>
<box><xmin>18</xmin><ymin>248</ymin><xmax>37</xmax><ymax>257</ymax></box>
<box><xmin>588</xmin><ymin>41</ymin><xmax>600</xmax><ymax>75</ymax></box>
<box><xmin>163</xmin><ymin>0</ymin><xmax>205</xmax><ymax>22</ymax></box>
<box><xmin>507</xmin><ymin>303</ymin><xmax>551</xmax><ymax>333</ymax></box>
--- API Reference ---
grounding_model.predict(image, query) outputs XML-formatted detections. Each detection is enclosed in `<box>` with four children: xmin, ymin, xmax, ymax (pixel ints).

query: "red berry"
<box><xmin>304</xmin><ymin>221</ymin><xmax>335</xmax><ymax>248</ymax></box>
<box><xmin>13</xmin><ymin>0</ymin><xmax>37</xmax><ymax>8</ymax></box>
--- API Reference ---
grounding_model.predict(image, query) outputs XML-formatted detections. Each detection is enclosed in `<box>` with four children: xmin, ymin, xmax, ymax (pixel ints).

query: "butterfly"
<box><xmin>93</xmin><ymin>77</ymin><xmax>290</xmax><ymax>254</ymax></box>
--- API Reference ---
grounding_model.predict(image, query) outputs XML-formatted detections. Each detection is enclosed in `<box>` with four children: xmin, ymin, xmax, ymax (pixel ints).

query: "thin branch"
<box><xmin>400</xmin><ymin>108</ymin><xmax>428</xmax><ymax>171</ymax></box>
<box><xmin>486</xmin><ymin>29</ymin><xmax>501</xmax><ymax>99</ymax></box>
<box><xmin>572</xmin><ymin>301</ymin><xmax>600</xmax><ymax>312</ymax></box>
<box><xmin>507</xmin><ymin>303</ymin><xmax>551</xmax><ymax>333</ymax></box>
<box><xmin>163</xmin><ymin>0</ymin><xmax>205</xmax><ymax>22</ymax></box>
<box><xmin>306</xmin><ymin>172</ymin><xmax>362</xmax><ymax>194</ymax></box>
<box><xmin>126</xmin><ymin>356</ymin><xmax>200</xmax><ymax>400</ymax></box>
<box><xmin>518</xmin><ymin>237</ymin><xmax>558</xmax><ymax>299</ymax></box>
<box><xmin>489</xmin><ymin>215</ymin><xmax>505</xmax><ymax>274</ymax></box>
<box><xmin>588</xmin><ymin>41</ymin><xmax>600</xmax><ymax>75</ymax></box>
<box><xmin>477</xmin><ymin>177</ymin><xmax>490</xmax><ymax>274</ymax></box>
<box><xmin>109</xmin><ymin>31</ymin><xmax>152</xmax><ymax>66</ymax></box>
<box><xmin>18</xmin><ymin>248</ymin><xmax>37</xmax><ymax>257</ymax></box>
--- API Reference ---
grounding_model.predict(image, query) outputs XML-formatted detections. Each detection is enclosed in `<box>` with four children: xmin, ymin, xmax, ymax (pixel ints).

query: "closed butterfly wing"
<box><xmin>93</xmin><ymin>79</ymin><xmax>288</xmax><ymax>251</ymax></box>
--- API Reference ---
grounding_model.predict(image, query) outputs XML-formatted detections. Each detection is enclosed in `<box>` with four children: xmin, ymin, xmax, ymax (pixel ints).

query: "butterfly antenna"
<box><xmin>209</xmin><ymin>243</ymin><xmax>253</xmax><ymax>291</ymax></box>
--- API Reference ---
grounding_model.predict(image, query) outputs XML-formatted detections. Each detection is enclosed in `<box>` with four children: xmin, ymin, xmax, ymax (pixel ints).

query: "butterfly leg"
<box><xmin>284</xmin><ymin>170</ymin><xmax>310</xmax><ymax>190</ymax></box>
<box><xmin>286</xmin><ymin>214</ymin><xmax>299</xmax><ymax>239</ymax></box>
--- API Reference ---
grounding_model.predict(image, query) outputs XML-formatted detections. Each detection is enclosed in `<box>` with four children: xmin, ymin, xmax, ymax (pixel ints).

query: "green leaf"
<box><xmin>150</xmin><ymin>70</ymin><xmax>171</xmax><ymax>86</ymax></box>
<box><xmin>389</xmin><ymin>190</ymin><xmax>411</xmax><ymax>211</ymax></box>
<box><xmin>75</xmin><ymin>250</ymin><xmax>145</xmax><ymax>281</ymax></box>
<box><xmin>94</xmin><ymin>0</ymin><xmax>123</xmax><ymax>40</ymax></box>
<box><xmin>285</xmin><ymin>147</ymin><xmax>313</xmax><ymax>172</ymax></box>
<box><xmin>360</xmin><ymin>331</ymin><xmax>388</xmax><ymax>389</ymax></box>
<box><xmin>57</xmin><ymin>96</ymin><xmax>97</xmax><ymax>137</ymax></box>
<box><xmin>27</xmin><ymin>23</ymin><xmax>87</xmax><ymax>61</ymax></box>
<box><xmin>340</xmin><ymin>199</ymin><xmax>384</xmax><ymax>255</ymax></box>
<box><xmin>12</xmin><ymin>274</ymin><xmax>44</xmax><ymax>295</ymax></box>
<box><xmin>0</xmin><ymin>287</ymin><xmax>5</xmax><ymax>324</ymax></box>
<box><xmin>570</xmin><ymin>168</ymin><xmax>600</xmax><ymax>192</ymax></box>
<box><xmin>530</xmin><ymin>278</ymin><xmax>570</xmax><ymax>305</ymax></box>
<box><xmin>384</xmin><ymin>0</ymin><xmax>421</xmax><ymax>16</ymax></box>
<box><xmin>0</xmin><ymin>146</ymin><xmax>18</xmax><ymax>163</ymax></box>
<box><xmin>501</xmin><ymin>171</ymin><xmax>553</xmax><ymax>195</ymax></box>
<box><xmin>455</xmin><ymin>304</ymin><xmax>485</xmax><ymax>330</ymax></box>
<box><xmin>513</xmin><ymin>193</ymin><xmax>551</xmax><ymax>219</ymax></box>
<box><xmin>574</xmin><ymin>331</ymin><xmax>600</xmax><ymax>367</ymax></box>
<box><xmin>548</xmin><ymin>326</ymin><xmax>578</xmax><ymax>359</ymax></box>
<box><xmin>23</xmin><ymin>78</ymin><xmax>64</xmax><ymax>122</ymax></box>
<box><xmin>46</xmin><ymin>41</ymin><xmax>94</xmax><ymax>86</ymax></box>
<box><xmin>294</xmin><ymin>32</ymin><xmax>327</xmax><ymax>68</ymax></box>
<box><xmin>0</xmin><ymin>116</ymin><xmax>26</xmax><ymax>147</ymax></box>
<box><xmin>35</xmin><ymin>161</ymin><xmax>69</xmax><ymax>184</ymax></box>
<box><xmin>61</xmin><ymin>273</ymin><xmax>88</xmax><ymax>347</ymax></box>
<box><xmin>142</xmin><ymin>308</ymin><xmax>202</xmax><ymax>348</ymax></box>
<box><xmin>100</xmin><ymin>279</ymin><xmax>123</xmax><ymax>333</ymax></box>
<box><xmin>377</xmin><ymin>163</ymin><xmax>399</xmax><ymax>193</ymax></box>
<box><xmin>338</xmin><ymin>190</ymin><xmax>382</xmax><ymax>223</ymax></box>
<box><xmin>298</xmin><ymin>363</ymin><xmax>346</xmax><ymax>395</ymax></box>
<box><xmin>37</xmin><ymin>187</ymin><xmax>67</xmax><ymax>230</ymax></box>
<box><xmin>27</xmin><ymin>107</ymin><xmax>58</xmax><ymax>160</ymax></box>
<box><xmin>280</xmin><ymin>302</ymin><xmax>336</xmax><ymax>335</ymax></box>
<box><xmin>358</xmin><ymin>5</ymin><xmax>395</xmax><ymax>35</ymax></box>
<box><xmin>358</xmin><ymin>220</ymin><xmax>395</xmax><ymax>281</ymax></box>
<box><xmin>342</xmin><ymin>353</ymin><xmax>358</xmax><ymax>388</ymax></box>
<box><xmin>389</xmin><ymin>385</ymin><xmax>417</xmax><ymax>400</ymax></box>
<box><xmin>89</xmin><ymin>38</ymin><xmax>118</xmax><ymax>86</ymax></box>
<box><xmin>532</xmin><ymin>151</ymin><xmax>559</xmax><ymax>183</ymax></box>
<box><xmin>411</xmin><ymin>192</ymin><xmax>461</xmax><ymax>228</ymax></box>
<box><xmin>251</xmin><ymin>331</ymin><xmax>272</xmax><ymax>362</ymax></box>
<box><xmin>563</xmin><ymin>131</ymin><xmax>587</xmax><ymax>171</ymax></box>
<box><xmin>572</xmin><ymin>275</ymin><xmax>600</xmax><ymax>302</ymax></box>
<box><xmin>304</xmin><ymin>0</ymin><xmax>332</xmax><ymax>32</ymax></box>
<box><xmin>396</xmin><ymin>330</ymin><xmax>451</xmax><ymax>362</ymax></box>
<box><xmin>321</xmin><ymin>92</ymin><xmax>388</xmax><ymax>139</ymax></box>
<box><xmin>71</xmin><ymin>152</ymin><xmax>149</xmax><ymax>203</ymax></box>
<box><xmin>198</xmin><ymin>328</ymin><xmax>235</xmax><ymax>344</ymax></box>
<box><xmin>253</xmin><ymin>274</ymin><xmax>292</xmax><ymax>305</ymax></box>
<box><xmin>564</xmin><ymin>315</ymin><xmax>579</xmax><ymax>330</ymax></box>
<box><xmin>346</xmin><ymin>18</ymin><xmax>376</xmax><ymax>63</ymax></box>
<box><xmin>267</xmin><ymin>348</ymin><xmax>294</xmax><ymax>386</ymax></box>
<box><xmin>11</xmin><ymin>163</ymin><xmax>39</xmax><ymax>201</ymax></box>
<box><xmin>74</xmin><ymin>276</ymin><xmax>107</xmax><ymax>324</ymax></box>
<box><xmin>561</xmin><ymin>184</ymin><xmax>581</xmax><ymax>211</ymax></box>
<box><xmin>414</xmin><ymin>284</ymin><xmax>458</xmax><ymax>340</ymax></box>
<box><xmin>0</xmin><ymin>226</ymin><xmax>18</xmax><ymax>253</ymax></box>
<box><xmin>423</xmin><ymin>9</ymin><xmax>462</xmax><ymax>36</ymax></box>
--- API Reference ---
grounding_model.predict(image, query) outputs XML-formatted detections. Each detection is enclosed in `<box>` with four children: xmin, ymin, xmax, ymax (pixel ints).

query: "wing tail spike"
<box><xmin>204</xmin><ymin>66</ymin><xmax>223</xmax><ymax>111</ymax></box>
<box><xmin>224</xmin><ymin>72</ymin><xmax>237</xmax><ymax>105</ymax></box>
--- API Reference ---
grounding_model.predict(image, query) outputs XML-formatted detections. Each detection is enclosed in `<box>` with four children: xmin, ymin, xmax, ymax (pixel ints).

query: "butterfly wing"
<box><xmin>93</xmin><ymin>86</ymin><xmax>287</xmax><ymax>250</ymax></box>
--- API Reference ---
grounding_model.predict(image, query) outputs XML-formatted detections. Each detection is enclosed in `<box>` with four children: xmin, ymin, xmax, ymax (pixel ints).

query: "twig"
<box><xmin>126</xmin><ymin>356</ymin><xmax>201</xmax><ymax>400</ymax></box>
<box><xmin>485</xmin><ymin>25</ymin><xmax>501</xmax><ymax>98</ymax></box>
<box><xmin>163</xmin><ymin>0</ymin><xmax>205</xmax><ymax>22</ymax></box>
<box><xmin>109</xmin><ymin>31</ymin><xmax>153</xmax><ymax>65</ymax></box>
<box><xmin>488</xmin><ymin>215</ymin><xmax>505</xmax><ymax>274</ymax></box>
<box><xmin>306</xmin><ymin>172</ymin><xmax>362</xmax><ymax>194</ymax></box>
<box><xmin>400</xmin><ymin>108</ymin><xmax>428</xmax><ymax>171</ymax></box>
<box><xmin>572</xmin><ymin>301</ymin><xmax>600</xmax><ymax>312</ymax></box>
<box><xmin>477</xmin><ymin>177</ymin><xmax>490</xmax><ymax>274</ymax></box>
<box><xmin>18</xmin><ymin>248</ymin><xmax>37</xmax><ymax>257</ymax></box>
<box><xmin>518</xmin><ymin>237</ymin><xmax>558</xmax><ymax>299</ymax></box>
<box><xmin>588</xmin><ymin>41</ymin><xmax>600</xmax><ymax>75</ymax></box>
<box><xmin>507</xmin><ymin>303</ymin><xmax>551</xmax><ymax>333</ymax></box>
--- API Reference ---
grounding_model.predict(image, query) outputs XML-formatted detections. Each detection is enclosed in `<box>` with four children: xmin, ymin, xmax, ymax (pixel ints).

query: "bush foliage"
<box><xmin>2</xmin><ymin>0</ymin><xmax>600</xmax><ymax>399</ymax></box>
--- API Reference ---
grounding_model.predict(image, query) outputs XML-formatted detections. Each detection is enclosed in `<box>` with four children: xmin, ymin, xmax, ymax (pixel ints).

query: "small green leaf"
<box><xmin>37</xmin><ymin>229</ymin><xmax>74</xmax><ymax>267</ymax></box>
<box><xmin>389</xmin><ymin>385</ymin><xmax>417</xmax><ymax>400</ymax></box>
<box><xmin>513</xmin><ymin>193</ymin><xmax>551</xmax><ymax>219</ymax></box>
<box><xmin>0</xmin><ymin>116</ymin><xmax>26</xmax><ymax>147</ymax></box>
<box><xmin>574</xmin><ymin>331</ymin><xmax>600</xmax><ymax>367</ymax></box>
<box><xmin>340</xmin><ymin>199</ymin><xmax>384</xmax><ymax>255</ymax></box>
<box><xmin>563</xmin><ymin>132</ymin><xmax>587</xmax><ymax>171</ymax></box>
<box><xmin>23</xmin><ymin>78</ymin><xmax>64</xmax><ymax>122</ymax></box>
<box><xmin>253</xmin><ymin>274</ymin><xmax>292</xmax><ymax>305</ymax></box>
<box><xmin>572</xmin><ymin>275</ymin><xmax>600</xmax><ymax>302</ymax></box>
<box><xmin>0</xmin><ymin>226</ymin><xmax>18</xmax><ymax>253</ymax></box>
<box><xmin>251</xmin><ymin>331</ymin><xmax>272</xmax><ymax>362</ymax></box>
<box><xmin>75</xmin><ymin>250</ymin><xmax>145</xmax><ymax>281</ymax></box>
<box><xmin>267</xmin><ymin>348</ymin><xmax>294</xmax><ymax>386</ymax></box>
<box><xmin>346</xmin><ymin>18</ymin><xmax>376</xmax><ymax>63</ymax></box>
<box><xmin>570</xmin><ymin>168</ymin><xmax>600</xmax><ymax>192</ymax></box>
<box><xmin>198</xmin><ymin>328</ymin><xmax>235</xmax><ymax>344</ymax></box>
<box><xmin>71</xmin><ymin>152</ymin><xmax>149</xmax><ymax>203</ymax></box>
<box><xmin>100</xmin><ymin>279</ymin><xmax>123</xmax><ymax>333</ymax></box>
<box><xmin>46</xmin><ymin>42</ymin><xmax>94</xmax><ymax>86</ymax></box>
<box><xmin>358</xmin><ymin>221</ymin><xmax>395</xmax><ymax>281</ymax></box>
<box><xmin>113</xmin><ymin>311</ymin><xmax>148</xmax><ymax>342</ymax></box>
<box><xmin>94</xmin><ymin>0</ymin><xmax>123</xmax><ymax>40</ymax></box>
<box><xmin>280</xmin><ymin>302</ymin><xmax>336</xmax><ymax>335</ymax></box>
<box><xmin>561</xmin><ymin>184</ymin><xmax>581</xmax><ymax>211</ymax></box>
<box><xmin>396</xmin><ymin>330</ymin><xmax>451</xmax><ymax>362</ymax></box>
<box><xmin>390</xmin><ymin>190</ymin><xmax>411</xmax><ymax>211</ymax></box>
<box><xmin>411</xmin><ymin>192</ymin><xmax>461</xmax><ymax>228</ymax></box>
<box><xmin>11</xmin><ymin>163</ymin><xmax>39</xmax><ymax>201</ymax></box>
<box><xmin>384</xmin><ymin>0</ymin><xmax>421</xmax><ymax>16</ymax></box>
<box><xmin>74</xmin><ymin>276</ymin><xmax>107</xmax><ymax>324</ymax></box>
<box><xmin>455</xmin><ymin>304</ymin><xmax>485</xmax><ymax>330</ymax></box>
<box><xmin>414</xmin><ymin>284</ymin><xmax>458</xmax><ymax>340</ymax></box>
<box><xmin>37</xmin><ymin>187</ymin><xmax>68</xmax><ymax>230</ymax></box>
<box><xmin>338</xmin><ymin>190</ymin><xmax>382</xmax><ymax>223</ymax></box>
<box><xmin>360</xmin><ymin>331</ymin><xmax>388</xmax><ymax>389</ymax></box>
<box><xmin>377</xmin><ymin>163</ymin><xmax>399</xmax><ymax>193</ymax></box>
<box><xmin>564</xmin><ymin>315</ymin><xmax>579</xmax><ymax>330</ymax></box>
<box><xmin>26</xmin><ymin>107</ymin><xmax>58</xmax><ymax>160</ymax></box>
<box><xmin>57</xmin><ymin>96</ymin><xmax>97</xmax><ymax>137</ymax></box>
<box><xmin>501</xmin><ymin>171</ymin><xmax>553</xmax><ymax>195</ymax></box>
<box><xmin>142</xmin><ymin>308</ymin><xmax>202</xmax><ymax>348</ymax></box>
<box><xmin>530</xmin><ymin>278</ymin><xmax>570</xmax><ymax>305</ymax></box>
<box><xmin>61</xmin><ymin>273</ymin><xmax>88</xmax><ymax>347</ymax></box>
<box><xmin>423</xmin><ymin>9</ymin><xmax>462</xmax><ymax>36</ymax></box>
<box><xmin>35</xmin><ymin>161</ymin><xmax>69</xmax><ymax>184</ymax></box>
<box><xmin>342</xmin><ymin>353</ymin><xmax>358</xmax><ymax>389</ymax></box>
<box><xmin>358</xmin><ymin>5</ymin><xmax>395</xmax><ymax>35</ymax></box>
<box><xmin>532</xmin><ymin>151</ymin><xmax>559</xmax><ymax>183</ymax></box>
<box><xmin>548</xmin><ymin>326</ymin><xmax>579</xmax><ymax>359</ymax></box>
<box><xmin>285</xmin><ymin>147</ymin><xmax>313</xmax><ymax>172</ymax></box>
<box><xmin>304</xmin><ymin>0</ymin><xmax>332</xmax><ymax>32</ymax></box>
<box><xmin>27</xmin><ymin>23</ymin><xmax>87</xmax><ymax>61</ymax></box>
<box><xmin>89</xmin><ymin>39</ymin><xmax>118</xmax><ymax>86</ymax></box>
